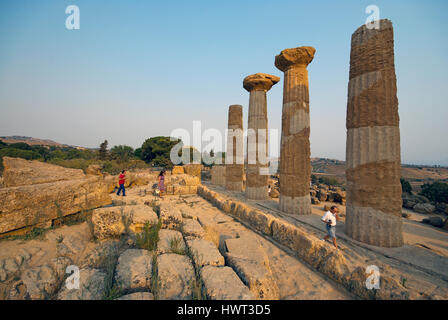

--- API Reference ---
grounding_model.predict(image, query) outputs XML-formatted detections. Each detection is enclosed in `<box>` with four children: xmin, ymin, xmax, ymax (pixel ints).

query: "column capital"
<box><xmin>243</xmin><ymin>73</ymin><xmax>280</xmax><ymax>92</ymax></box>
<box><xmin>275</xmin><ymin>46</ymin><xmax>316</xmax><ymax>71</ymax></box>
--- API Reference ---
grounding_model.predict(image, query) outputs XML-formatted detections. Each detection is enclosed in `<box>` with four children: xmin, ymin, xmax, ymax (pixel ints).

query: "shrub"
<box><xmin>317</xmin><ymin>176</ymin><xmax>342</xmax><ymax>187</ymax></box>
<box><xmin>400</xmin><ymin>178</ymin><xmax>412</xmax><ymax>193</ymax></box>
<box><xmin>420</xmin><ymin>182</ymin><xmax>448</xmax><ymax>203</ymax></box>
<box><xmin>135</xmin><ymin>220</ymin><xmax>162</xmax><ymax>251</ymax></box>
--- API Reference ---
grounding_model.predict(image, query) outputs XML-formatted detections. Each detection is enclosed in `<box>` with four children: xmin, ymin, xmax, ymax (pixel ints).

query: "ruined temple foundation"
<box><xmin>275</xmin><ymin>46</ymin><xmax>315</xmax><ymax>214</ymax></box>
<box><xmin>345</xmin><ymin>19</ymin><xmax>403</xmax><ymax>247</ymax></box>
<box><xmin>225</xmin><ymin>105</ymin><xmax>244</xmax><ymax>191</ymax></box>
<box><xmin>243</xmin><ymin>73</ymin><xmax>280</xmax><ymax>200</ymax></box>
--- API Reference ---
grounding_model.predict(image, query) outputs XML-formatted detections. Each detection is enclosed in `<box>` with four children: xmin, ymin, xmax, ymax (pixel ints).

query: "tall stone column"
<box><xmin>225</xmin><ymin>105</ymin><xmax>244</xmax><ymax>191</ymax></box>
<box><xmin>243</xmin><ymin>73</ymin><xmax>280</xmax><ymax>200</ymax></box>
<box><xmin>345</xmin><ymin>19</ymin><xmax>403</xmax><ymax>247</ymax></box>
<box><xmin>275</xmin><ymin>46</ymin><xmax>315</xmax><ymax>215</ymax></box>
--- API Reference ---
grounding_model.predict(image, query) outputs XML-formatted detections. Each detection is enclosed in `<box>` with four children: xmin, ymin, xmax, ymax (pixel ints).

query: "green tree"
<box><xmin>140</xmin><ymin>136</ymin><xmax>182</xmax><ymax>168</ymax></box>
<box><xmin>134</xmin><ymin>147</ymin><xmax>142</xmax><ymax>159</ymax></box>
<box><xmin>400</xmin><ymin>178</ymin><xmax>412</xmax><ymax>193</ymax></box>
<box><xmin>8</xmin><ymin>142</ymin><xmax>32</xmax><ymax>150</ymax></box>
<box><xmin>0</xmin><ymin>148</ymin><xmax>42</xmax><ymax>160</ymax></box>
<box><xmin>99</xmin><ymin>140</ymin><xmax>108</xmax><ymax>160</ymax></box>
<box><xmin>420</xmin><ymin>182</ymin><xmax>448</xmax><ymax>203</ymax></box>
<box><xmin>110</xmin><ymin>145</ymin><xmax>135</xmax><ymax>162</ymax></box>
<box><xmin>180</xmin><ymin>146</ymin><xmax>201</xmax><ymax>165</ymax></box>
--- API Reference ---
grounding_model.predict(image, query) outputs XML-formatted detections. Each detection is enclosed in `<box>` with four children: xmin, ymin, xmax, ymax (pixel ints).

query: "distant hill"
<box><xmin>0</xmin><ymin>136</ymin><xmax>88</xmax><ymax>150</ymax></box>
<box><xmin>270</xmin><ymin>157</ymin><xmax>448</xmax><ymax>190</ymax></box>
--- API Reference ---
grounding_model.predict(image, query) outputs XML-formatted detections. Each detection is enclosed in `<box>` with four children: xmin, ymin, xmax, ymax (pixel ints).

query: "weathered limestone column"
<box><xmin>225</xmin><ymin>105</ymin><xmax>244</xmax><ymax>191</ymax></box>
<box><xmin>345</xmin><ymin>19</ymin><xmax>403</xmax><ymax>247</ymax></box>
<box><xmin>211</xmin><ymin>165</ymin><xmax>226</xmax><ymax>187</ymax></box>
<box><xmin>275</xmin><ymin>46</ymin><xmax>315</xmax><ymax>214</ymax></box>
<box><xmin>243</xmin><ymin>73</ymin><xmax>280</xmax><ymax>200</ymax></box>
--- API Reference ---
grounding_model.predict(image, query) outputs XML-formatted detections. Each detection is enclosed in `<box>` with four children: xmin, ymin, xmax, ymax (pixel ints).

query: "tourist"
<box><xmin>117</xmin><ymin>170</ymin><xmax>126</xmax><ymax>196</ymax></box>
<box><xmin>321</xmin><ymin>206</ymin><xmax>339</xmax><ymax>249</ymax></box>
<box><xmin>158</xmin><ymin>169</ymin><xmax>166</xmax><ymax>198</ymax></box>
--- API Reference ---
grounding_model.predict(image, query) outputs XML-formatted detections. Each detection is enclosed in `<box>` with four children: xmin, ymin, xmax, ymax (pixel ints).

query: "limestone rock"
<box><xmin>0</xmin><ymin>176</ymin><xmax>111</xmax><ymax>235</ymax></box>
<box><xmin>224</xmin><ymin>236</ymin><xmax>279</xmax><ymax>299</ymax></box>
<box><xmin>317</xmin><ymin>190</ymin><xmax>327</xmax><ymax>201</ymax></box>
<box><xmin>182</xmin><ymin>219</ymin><xmax>205</xmax><ymax>239</ymax></box>
<box><xmin>346</xmin><ymin>266</ymin><xmax>409</xmax><ymax>300</ymax></box>
<box><xmin>163</xmin><ymin>174</ymin><xmax>199</xmax><ymax>195</ymax></box>
<box><xmin>413</xmin><ymin>203</ymin><xmax>436</xmax><ymax>214</ymax></box>
<box><xmin>423</xmin><ymin>216</ymin><xmax>444</xmax><ymax>228</ymax></box>
<box><xmin>201</xmin><ymin>266</ymin><xmax>255</xmax><ymax>300</ymax></box>
<box><xmin>2</xmin><ymin>157</ymin><xmax>86</xmax><ymax>187</ymax></box>
<box><xmin>172</xmin><ymin>166</ymin><xmax>184</xmax><ymax>175</ymax></box>
<box><xmin>14</xmin><ymin>265</ymin><xmax>59</xmax><ymax>300</ymax></box>
<box><xmin>159</xmin><ymin>204</ymin><xmax>183</xmax><ymax>229</ymax></box>
<box><xmin>402</xmin><ymin>193</ymin><xmax>430</xmax><ymax>209</ymax></box>
<box><xmin>79</xmin><ymin>240</ymin><xmax>119</xmax><ymax>268</ymax></box>
<box><xmin>183</xmin><ymin>164</ymin><xmax>201</xmax><ymax>178</ymax></box>
<box><xmin>92</xmin><ymin>205</ymin><xmax>158</xmax><ymax>240</ymax></box>
<box><xmin>157</xmin><ymin>229</ymin><xmax>185</xmax><ymax>254</ymax></box>
<box><xmin>269</xmin><ymin>188</ymin><xmax>279</xmax><ymax>198</ymax></box>
<box><xmin>115</xmin><ymin>249</ymin><xmax>153</xmax><ymax>290</ymax></box>
<box><xmin>57</xmin><ymin>268</ymin><xmax>106</xmax><ymax>300</ymax></box>
<box><xmin>157</xmin><ymin>253</ymin><xmax>195</xmax><ymax>300</ymax></box>
<box><xmin>187</xmin><ymin>239</ymin><xmax>224</xmax><ymax>268</ymax></box>
<box><xmin>116</xmin><ymin>292</ymin><xmax>154</xmax><ymax>300</ymax></box>
<box><xmin>85</xmin><ymin>164</ymin><xmax>103</xmax><ymax>176</ymax></box>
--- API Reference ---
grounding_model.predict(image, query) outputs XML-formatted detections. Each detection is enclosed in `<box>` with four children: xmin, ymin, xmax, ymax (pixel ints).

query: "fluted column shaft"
<box><xmin>275</xmin><ymin>47</ymin><xmax>315</xmax><ymax>214</ymax></box>
<box><xmin>244</xmin><ymin>73</ymin><xmax>279</xmax><ymax>200</ymax></box>
<box><xmin>225</xmin><ymin>105</ymin><xmax>244</xmax><ymax>191</ymax></box>
<box><xmin>345</xmin><ymin>19</ymin><xmax>403</xmax><ymax>247</ymax></box>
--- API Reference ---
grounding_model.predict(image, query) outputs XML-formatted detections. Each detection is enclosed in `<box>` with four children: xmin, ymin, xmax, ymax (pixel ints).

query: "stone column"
<box><xmin>225</xmin><ymin>105</ymin><xmax>244</xmax><ymax>191</ymax></box>
<box><xmin>275</xmin><ymin>46</ymin><xmax>315</xmax><ymax>214</ymax></box>
<box><xmin>243</xmin><ymin>73</ymin><xmax>280</xmax><ymax>200</ymax></box>
<box><xmin>345</xmin><ymin>19</ymin><xmax>403</xmax><ymax>247</ymax></box>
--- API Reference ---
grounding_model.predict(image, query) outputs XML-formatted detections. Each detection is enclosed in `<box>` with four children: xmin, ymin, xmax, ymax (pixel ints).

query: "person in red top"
<box><xmin>117</xmin><ymin>170</ymin><xmax>126</xmax><ymax>196</ymax></box>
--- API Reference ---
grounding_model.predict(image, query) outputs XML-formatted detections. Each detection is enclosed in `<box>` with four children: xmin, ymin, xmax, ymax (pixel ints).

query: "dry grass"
<box><xmin>202</xmin><ymin>226</ymin><xmax>220</xmax><ymax>248</ymax></box>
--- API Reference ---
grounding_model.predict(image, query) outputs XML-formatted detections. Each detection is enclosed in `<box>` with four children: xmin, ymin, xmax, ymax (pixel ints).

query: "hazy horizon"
<box><xmin>1</xmin><ymin>0</ymin><xmax>447</xmax><ymax>166</ymax></box>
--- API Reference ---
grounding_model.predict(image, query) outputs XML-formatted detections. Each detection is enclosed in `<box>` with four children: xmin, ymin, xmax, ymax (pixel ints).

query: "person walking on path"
<box><xmin>117</xmin><ymin>170</ymin><xmax>126</xmax><ymax>196</ymax></box>
<box><xmin>158</xmin><ymin>169</ymin><xmax>166</xmax><ymax>198</ymax></box>
<box><xmin>321</xmin><ymin>205</ymin><xmax>339</xmax><ymax>249</ymax></box>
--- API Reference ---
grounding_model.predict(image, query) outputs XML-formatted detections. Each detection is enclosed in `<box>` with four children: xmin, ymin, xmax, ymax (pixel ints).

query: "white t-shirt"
<box><xmin>322</xmin><ymin>211</ymin><xmax>337</xmax><ymax>226</ymax></box>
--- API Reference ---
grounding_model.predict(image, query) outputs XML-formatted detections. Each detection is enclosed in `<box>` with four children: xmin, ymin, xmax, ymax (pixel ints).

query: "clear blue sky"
<box><xmin>0</xmin><ymin>0</ymin><xmax>447</xmax><ymax>165</ymax></box>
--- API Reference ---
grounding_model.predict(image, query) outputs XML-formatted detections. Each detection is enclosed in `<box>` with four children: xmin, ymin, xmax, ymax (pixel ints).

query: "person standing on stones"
<box><xmin>117</xmin><ymin>170</ymin><xmax>126</xmax><ymax>197</ymax></box>
<box><xmin>158</xmin><ymin>169</ymin><xmax>166</xmax><ymax>198</ymax></box>
<box><xmin>321</xmin><ymin>206</ymin><xmax>339</xmax><ymax>249</ymax></box>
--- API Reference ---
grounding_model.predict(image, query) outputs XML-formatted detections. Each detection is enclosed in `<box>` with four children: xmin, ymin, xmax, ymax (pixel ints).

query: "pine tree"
<box><xmin>99</xmin><ymin>140</ymin><xmax>108</xmax><ymax>160</ymax></box>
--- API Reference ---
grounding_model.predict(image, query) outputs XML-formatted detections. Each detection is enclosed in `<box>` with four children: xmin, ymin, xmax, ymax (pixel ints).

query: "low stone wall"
<box><xmin>197</xmin><ymin>185</ymin><xmax>411</xmax><ymax>300</ymax></box>
<box><xmin>2</xmin><ymin>157</ymin><xmax>86</xmax><ymax>188</ymax></box>
<box><xmin>0</xmin><ymin>176</ymin><xmax>111</xmax><ymax>236</ymax></box>
<box><xmin>103</xmin><ymin>171</ymin><xmax>158</xmax><ymax>192</ymax></box>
